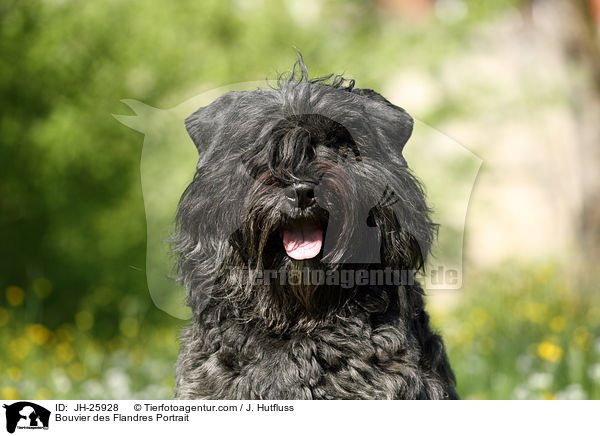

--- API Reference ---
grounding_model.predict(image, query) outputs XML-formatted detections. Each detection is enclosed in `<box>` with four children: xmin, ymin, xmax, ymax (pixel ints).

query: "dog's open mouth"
<box><xmin>282</xmin><ymin>222</ymin><xmax>323</xmax><ymax>260</ymax></box>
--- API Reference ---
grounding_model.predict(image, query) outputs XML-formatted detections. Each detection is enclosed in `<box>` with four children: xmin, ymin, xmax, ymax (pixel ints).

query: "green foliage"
<box><xmin>0</xmin><ymin>296</ymin><xmax>177</xmax><ymax>399</ymax></box>
<box><xmin>3</xmin><ymin>263</ymin><xmax>598</xmax><ymax>400</ymax></box>
<box><xmin>433</xmin><ymin>263</ymin><xmax>600</xmax><ymax>399</ymax></box>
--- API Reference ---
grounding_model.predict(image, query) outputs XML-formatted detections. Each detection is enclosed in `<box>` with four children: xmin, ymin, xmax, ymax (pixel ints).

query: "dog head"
<box><xmin>175</xmin><ymin>62</ymin><xmax>435</xmax><ymax>325</ymax></box>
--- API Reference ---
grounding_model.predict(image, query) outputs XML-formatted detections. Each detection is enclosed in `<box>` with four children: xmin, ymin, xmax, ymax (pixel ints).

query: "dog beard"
<box><xmin>280</xmin><ymin>260</ymin><xmax>325</xmax><ymax>312</ymax></box>
<box><xmin>236</xmin><ymin>196</ymin><xmax>346</xmax><ymax>315</ymax></box>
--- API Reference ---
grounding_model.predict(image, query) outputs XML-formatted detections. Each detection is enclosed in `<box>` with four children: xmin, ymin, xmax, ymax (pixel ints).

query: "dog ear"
<box><xmin>351</xmin><ymin>88</ymin><xmax>414</xmax><ymax>157</ymax></box>
<box><xmin>184</xmin><ymin>91</ymin><xmax>244</xmax><ymax>153</ymax></box>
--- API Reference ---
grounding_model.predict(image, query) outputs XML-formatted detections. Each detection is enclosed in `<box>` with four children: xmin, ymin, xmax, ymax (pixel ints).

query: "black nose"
<box><xmin>285</xmin><ymin>182</ymin><xmax>316</xmax><ymax>209</ymax></box>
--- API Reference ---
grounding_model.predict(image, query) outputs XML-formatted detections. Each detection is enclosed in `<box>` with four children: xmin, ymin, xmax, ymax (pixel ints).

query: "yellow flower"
<box><xmin>55</xmin><ymin>342</ymin><xmax>75</xmax><ymax>363</ymax></box>
<box><xmin>542</xmin><ymin>393</ymin><xmax>556</xmax><ymax>400</ymax></box>
<box><xmin>1</xmin><ymin>387</ymin><xmax>20</xmax><ymax>400</ymax></box>
<box><xmin>26</xmin><ymin>324</ymin><xmax>51</xmax><ymax>346</ymax></box>
<box><xmin>537</xmin><ymin>341</ymin><xmax>563</xmax><ymax>363</ymax></box>
<box><xmin>550</xmin><ymin>316</ymin><xmax>566</xmax><ymax>333</ymax></box>
<box><xmin>6</xmin><ymin>286</ymin><xmax>25</xmax><ymax>306</ymax></box>
<box><xmin>9</xmin><ymin>337</ymin><xmax>31</xmax><ymax>360</ymax></box>
<box><xmin>67</xmin><ymin>362</ymin><xmax>87</xmax><ymax>382</ymax></box>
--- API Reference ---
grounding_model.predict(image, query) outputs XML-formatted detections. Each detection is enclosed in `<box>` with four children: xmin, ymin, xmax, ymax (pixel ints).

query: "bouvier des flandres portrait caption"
<box><xmin>173</xmin><ymin>59</ymin><xmax>458</xmax><ymax>400</ymax></box>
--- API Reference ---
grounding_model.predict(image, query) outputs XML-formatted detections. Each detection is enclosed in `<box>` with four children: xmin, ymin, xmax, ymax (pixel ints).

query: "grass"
<box><xmin>433</xmin><ymin>263</ymin><xmax>600</xmax><ymax>399</ymax></box>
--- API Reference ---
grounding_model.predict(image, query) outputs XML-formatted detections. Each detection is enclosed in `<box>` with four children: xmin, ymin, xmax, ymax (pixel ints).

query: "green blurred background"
<box><xmin>2</xmin><ymin>0</ymin><xmax>600</xmax><ymax>399</ymax></box>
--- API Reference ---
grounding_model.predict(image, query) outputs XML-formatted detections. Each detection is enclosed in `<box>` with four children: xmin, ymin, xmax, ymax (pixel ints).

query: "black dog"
<box><xmin>174</xmin><ymin>60</ymin><xmax>458</xmax><ymax>399</ymax></box>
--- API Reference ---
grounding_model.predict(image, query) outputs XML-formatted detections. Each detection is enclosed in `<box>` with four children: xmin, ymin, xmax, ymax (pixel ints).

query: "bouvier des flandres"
<box><xmin>173</xmin><ymin>60</ymin><xmax>458</xmax><ymax>399</ymax></box>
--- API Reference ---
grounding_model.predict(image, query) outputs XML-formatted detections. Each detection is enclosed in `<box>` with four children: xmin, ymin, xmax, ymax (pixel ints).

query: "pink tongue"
<box><xmin>283</xmin><ymin>225</ymin><xmax>323</xmax><ymax>260</ymax></box>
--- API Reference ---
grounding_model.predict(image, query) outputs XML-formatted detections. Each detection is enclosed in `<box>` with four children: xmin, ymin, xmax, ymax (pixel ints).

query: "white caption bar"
<box><xmin>0</xmin><ymin>400</ymin><xmax>596</xmax><ymax>436</ymax></box>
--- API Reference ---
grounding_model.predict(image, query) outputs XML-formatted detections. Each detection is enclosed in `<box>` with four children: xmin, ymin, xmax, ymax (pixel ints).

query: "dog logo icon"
<box><xmin>2</xmin><ymin>402</ymin><xmax>50</xmax><ymax>434</ymax></box>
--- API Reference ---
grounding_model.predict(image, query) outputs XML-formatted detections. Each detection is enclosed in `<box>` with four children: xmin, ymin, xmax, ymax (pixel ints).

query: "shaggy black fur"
<box><xmin>173</xmin><ymin>60</ymin><xmax>458</xmax><ymax>399</ymax></box>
